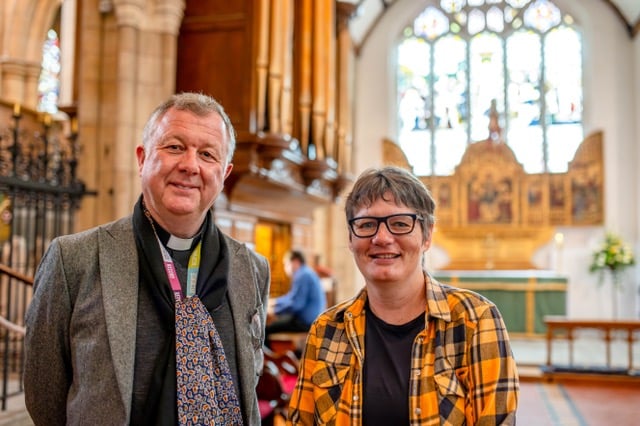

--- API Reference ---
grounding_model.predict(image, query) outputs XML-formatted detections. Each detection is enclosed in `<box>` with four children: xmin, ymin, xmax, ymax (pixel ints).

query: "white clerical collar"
<box><xmin>167</xmin><ymin>235</ymin><xmax>194</xmax><ymax>251</ymax></box>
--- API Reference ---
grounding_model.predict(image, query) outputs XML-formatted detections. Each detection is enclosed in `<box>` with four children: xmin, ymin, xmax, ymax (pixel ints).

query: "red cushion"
<box><xmin>281</xmin><ymin>374</ymin><xmax>297</xmax><ymax>395</ymax></box>
<box><xmin>259</xmin><ymin>399</ymin><xmax>276</xmax><ymax>418</ymax></box>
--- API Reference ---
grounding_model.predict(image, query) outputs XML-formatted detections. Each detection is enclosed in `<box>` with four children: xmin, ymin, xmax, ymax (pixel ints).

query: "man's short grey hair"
<box><xmin>142</xmin><ymin>92</ymin><xmax>236</xmax><ymax>163</ymax></box>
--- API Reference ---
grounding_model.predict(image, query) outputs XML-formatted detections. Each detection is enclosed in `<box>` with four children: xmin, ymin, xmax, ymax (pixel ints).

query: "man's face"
<box><xmin>284</xmin><ymin>258</ymin><xmax>293</xmax><ymax>277</ymax></box>
<box><xmin>136</xmin><ymin>108</ymin><xmax>233</xmax><ymax>236</ymax></box>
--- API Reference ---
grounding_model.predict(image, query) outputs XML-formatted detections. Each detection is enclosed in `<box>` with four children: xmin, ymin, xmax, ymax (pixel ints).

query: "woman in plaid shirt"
<box><xmin>288</xmin><ymin>166</ymin><xmax>519</xmax><ymax>425</ymax></box>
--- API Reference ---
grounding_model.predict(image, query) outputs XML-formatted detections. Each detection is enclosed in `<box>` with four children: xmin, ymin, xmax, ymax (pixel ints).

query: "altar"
<box><xmin>434</xmin><ymin>270</ymin><xmax>567</xmax><ymax>337</ymax></box>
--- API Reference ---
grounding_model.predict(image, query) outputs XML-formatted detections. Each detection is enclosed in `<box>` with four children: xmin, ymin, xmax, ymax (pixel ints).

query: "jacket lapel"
<box><xmin>99</xmin><ymin>218</ymin><xmax>139</xmax><ymax>421</ymax></box>
<box><xmin>225</xmin><ymin>237</ymin><xmax>261</xmax><ymax>422</ymax></box>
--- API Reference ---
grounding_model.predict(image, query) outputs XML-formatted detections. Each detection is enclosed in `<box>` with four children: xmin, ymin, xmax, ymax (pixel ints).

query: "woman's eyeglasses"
<box><xmin>348</xmin><ymin>213</ymin><xmax>423</xmax><ymax>238</ymax></box>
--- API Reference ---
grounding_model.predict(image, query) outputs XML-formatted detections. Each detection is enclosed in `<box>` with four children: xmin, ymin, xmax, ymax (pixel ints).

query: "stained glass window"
<box><xmin>397</xmin><ymin>0</ymin><xmax>582</xmax><ymax>175</ymax></box>
<box><xmin>37</xmin><ymin>29</ymin><xmax>61</xmax><ymax>114</ymax></box>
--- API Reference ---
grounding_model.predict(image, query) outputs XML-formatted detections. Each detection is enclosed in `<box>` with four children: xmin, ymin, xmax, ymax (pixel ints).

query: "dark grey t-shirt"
<box><xmin>363</xmin><ymin>306</ymin><xmax>425</xmax><ymax>425</ymax></box>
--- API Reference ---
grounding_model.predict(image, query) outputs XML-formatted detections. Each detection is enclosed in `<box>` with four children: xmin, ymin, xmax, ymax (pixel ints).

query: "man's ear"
<box><xmin>135</xmin><ymin>145</ymin><xmax>146</xmax><ymax>174</ymax></box>
<box><xmin>223</xmin><ymin>162</ymin><xmax>233</xmax><ymax>179</ymax></box>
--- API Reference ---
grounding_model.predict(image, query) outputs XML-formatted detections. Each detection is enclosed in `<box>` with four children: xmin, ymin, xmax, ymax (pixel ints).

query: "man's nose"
<box><xmin>180</xmin><ymin>149</ymin><xmax>199</xmax><ymax>172</ymax></box>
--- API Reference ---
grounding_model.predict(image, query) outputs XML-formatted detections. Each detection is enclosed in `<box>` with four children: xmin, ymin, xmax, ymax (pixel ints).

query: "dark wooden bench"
<box><xmin>544</xmin><ymin>316</ymin><xmax>640</xmax><ymax>377</ymax></box>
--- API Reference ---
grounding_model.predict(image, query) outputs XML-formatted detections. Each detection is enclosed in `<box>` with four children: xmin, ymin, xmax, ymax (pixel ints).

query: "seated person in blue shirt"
<box><xmin>266</xmin><ymin>250</ymin><xmax>327</xmax><ymax>338</ymax></box>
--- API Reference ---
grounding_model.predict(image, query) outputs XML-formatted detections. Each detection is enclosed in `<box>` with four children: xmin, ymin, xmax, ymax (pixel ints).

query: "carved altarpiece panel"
<box><xmin>383</xmin><ymin>131</ymin><xmax>604</xmax><ymax>270</ymax></box>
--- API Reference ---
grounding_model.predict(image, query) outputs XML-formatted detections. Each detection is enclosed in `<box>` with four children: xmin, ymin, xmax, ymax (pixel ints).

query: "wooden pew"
<box><xmin>268</xmin><ymin>331</ymin><xmax>308</xmax><ymax>356</ymax></box>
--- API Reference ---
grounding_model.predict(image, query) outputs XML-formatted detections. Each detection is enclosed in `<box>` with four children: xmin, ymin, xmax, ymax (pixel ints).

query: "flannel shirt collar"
<box><xmin>339</xmin><ymin>272</ymin><xmax>452</xmax><ymax>325</ymax></box>
<box><xmin>425</xmin><ymin>272</ymin><xmax>453</xmax><ymax>323</ymax></box>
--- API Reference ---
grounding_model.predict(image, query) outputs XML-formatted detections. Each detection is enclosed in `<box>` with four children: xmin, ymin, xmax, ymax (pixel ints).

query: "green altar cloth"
<box><xmin>434</xmin><ymin>270</ymin><xmax>567</xmax><ymax>336</ymax></box>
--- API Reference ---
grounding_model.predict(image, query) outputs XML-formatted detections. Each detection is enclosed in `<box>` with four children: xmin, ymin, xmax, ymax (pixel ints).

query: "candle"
<box><xmin>554</xmin><ymin>232</ymin><xmax>564</xmax><ymax>247</ymax></box>
<box><xmin>71</xmin><ymin>117</ymin><xmax>78</xmax><ymax>134</ymax></box>
<box><xmin>43</xmin><ymin>114</ymin><xmax>52</xmax><ymax>127</ymax></box>
<box><xmin>13</xmin><ymin>103</ymin><xmax>21</xmax><ymax>117</ymax></box>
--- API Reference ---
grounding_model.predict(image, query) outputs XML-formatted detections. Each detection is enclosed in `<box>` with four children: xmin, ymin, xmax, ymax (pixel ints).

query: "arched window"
<box><xmin>397</xmin><ymin>0</ymin><xmax>582</xmax><ymax>176</ymax></box>
<box><xmin>37</xmin><ymin>29</ymin><xmax>61</xmax><ymax>114</ymax></box>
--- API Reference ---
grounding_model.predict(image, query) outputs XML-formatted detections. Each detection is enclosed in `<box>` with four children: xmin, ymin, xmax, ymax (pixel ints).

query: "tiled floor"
<box><xmin>518</xmin><ymin>379</ymin><xmax>640</xmax><ymax>426</ymax></box>
<box><xmin>0</xmin><ymin>387</ymin><xmax>30</xmax><ymax>426</ymax></box>
<box><xmin>512</xmin><ymin>335</ymin><xmax>640</xmax><ymax>426</ymax></box>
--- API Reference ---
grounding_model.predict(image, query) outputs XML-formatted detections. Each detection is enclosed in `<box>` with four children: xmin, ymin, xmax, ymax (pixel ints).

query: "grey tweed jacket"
<box><xmin>24</xmin><ymin>216</ymin><xmax>270</xmax><ymax>426</ymax></box>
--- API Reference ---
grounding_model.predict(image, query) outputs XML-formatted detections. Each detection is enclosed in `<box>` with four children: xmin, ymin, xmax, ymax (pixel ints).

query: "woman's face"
<box><xmin>348</xmin><ymin>195</ymin><xmax>432</xmax><ymax>288</ymax></box>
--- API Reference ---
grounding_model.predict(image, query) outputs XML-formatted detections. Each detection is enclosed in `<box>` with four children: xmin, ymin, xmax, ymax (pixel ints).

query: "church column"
<box><xmin>1</xmin><ymin>62</ymin><xmax>28</xmax><ymax>105</ymax></box>
<box><xmin>155</xmin><ymin>0</ymin><xmax>185</xmax><ymax>96</ymax></box>
<box><xmin>112</xmin><ymin>0</ymin><xmax>144</xmax><ymax>217</ymax></box>
<box><xmin>59</xmin><ymin>0</ymin><xmax>78</xmax><ymax>105</ymax></box>
<box><xmin>24</xmin><ymin>63</ymin><xmax>42</xmax><ymax>109</ymax></box>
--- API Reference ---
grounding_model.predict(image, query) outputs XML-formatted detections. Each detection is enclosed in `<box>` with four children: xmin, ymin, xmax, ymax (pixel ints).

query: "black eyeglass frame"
<box><xmin>347</xmin><ymin>213</ymin><xmax>424</xmax><ymax>238</ymax></box>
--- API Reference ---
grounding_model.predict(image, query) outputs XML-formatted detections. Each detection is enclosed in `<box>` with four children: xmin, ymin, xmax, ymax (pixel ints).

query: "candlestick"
<box><xmin>554</xmin><ymin>232</ymin><xmax>564</xmax><ymax>274</ymax></box>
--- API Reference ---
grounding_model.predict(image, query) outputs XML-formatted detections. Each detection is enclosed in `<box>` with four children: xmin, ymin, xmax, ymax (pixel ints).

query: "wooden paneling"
<box><xmin>177</xmin><ymin>0</ymin><xmax>255</xmax><ymax>133</ymax></box>
<box><xmin>214</xmin><ymin>210</ymin><xmax>257</xmax><ymax>246</ymax></box>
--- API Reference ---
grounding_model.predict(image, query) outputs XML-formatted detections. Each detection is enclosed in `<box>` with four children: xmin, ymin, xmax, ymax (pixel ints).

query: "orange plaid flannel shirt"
<box><xmin>288</xmin><ymin>274</ymin><xmax>519</xmax><ymax>425</ymax></box>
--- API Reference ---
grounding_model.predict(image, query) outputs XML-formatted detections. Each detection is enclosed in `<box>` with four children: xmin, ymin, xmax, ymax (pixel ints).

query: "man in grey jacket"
<box><xmin>24</xmin><ymin>92</ymin><xmax>270</xmax><ymax>425</ymax></box>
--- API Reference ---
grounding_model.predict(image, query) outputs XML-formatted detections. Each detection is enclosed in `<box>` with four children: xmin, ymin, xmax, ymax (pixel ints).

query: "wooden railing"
<box><xmin>544</xmin><ymin>316</ymin><xmax>640</xmax><ymax>375</ymax></box>
<box><xmin>0</xmin><ymin>263</ymin><xmax>32</xmax><ymax>411</ymax></box>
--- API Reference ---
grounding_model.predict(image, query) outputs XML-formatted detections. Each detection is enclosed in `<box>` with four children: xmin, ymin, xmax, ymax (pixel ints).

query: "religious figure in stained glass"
<box><xmin>38</xmin><ymin>29</ymin><xmax>61</xmax><ymax>114</ymax></box>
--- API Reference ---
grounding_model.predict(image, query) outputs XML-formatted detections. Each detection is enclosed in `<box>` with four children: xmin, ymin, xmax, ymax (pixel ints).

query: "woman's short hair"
<box><xmin>344</xmin><ymin>166</ymin><xmax>436</xmax><ymax>237</ymax></box>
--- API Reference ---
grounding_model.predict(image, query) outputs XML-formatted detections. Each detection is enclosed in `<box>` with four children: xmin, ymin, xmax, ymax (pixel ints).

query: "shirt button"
<box><xmin>353</xmin><ymin>395</ymin><xmax>359</xmax><ymax>401</ymax></box>
<box><xmin>415</xmin><ymin>408</ymin><xmax>422</xmax><ymax>415</ymax></box>
<box><xmin>414</xmin><ymin>370</ymin><xmax>421</xmax><ymax>377</ymax></box>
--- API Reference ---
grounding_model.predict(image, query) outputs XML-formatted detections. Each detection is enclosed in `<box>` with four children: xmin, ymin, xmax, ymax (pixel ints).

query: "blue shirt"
<box><xmin>274</xmin><ymin>264</ymin><xmax>326</xmax><ymax>325</ymax></box>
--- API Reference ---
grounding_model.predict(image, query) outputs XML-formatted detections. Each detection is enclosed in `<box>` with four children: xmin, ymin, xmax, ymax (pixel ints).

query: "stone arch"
<box><xmin>0</xmin><ymin>0</ymin><xmax>61</xmax><ymax>105</ymax></box>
